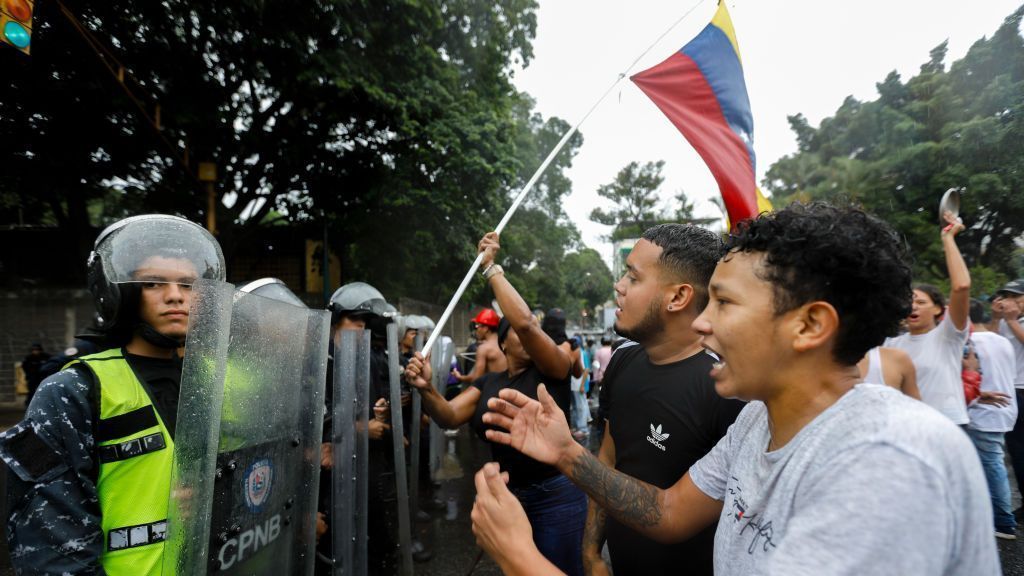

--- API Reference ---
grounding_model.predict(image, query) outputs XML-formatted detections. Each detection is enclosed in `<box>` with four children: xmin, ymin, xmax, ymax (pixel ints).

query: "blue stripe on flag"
<box><xmin>680</xmin><ymin>25</ymin><xmax>756</xmax><ymax>172</ymax></box>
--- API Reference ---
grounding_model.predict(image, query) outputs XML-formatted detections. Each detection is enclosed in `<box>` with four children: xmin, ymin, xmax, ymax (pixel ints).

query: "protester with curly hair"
<box><xmin>884</xmin><ymin>211</ymin><xmax>971</xmax><ymax>425</ymax></box>
<box><xmin>470</xmin><ymin>203</ymin><xmax>997</xmax><ymax>576</ymax></box>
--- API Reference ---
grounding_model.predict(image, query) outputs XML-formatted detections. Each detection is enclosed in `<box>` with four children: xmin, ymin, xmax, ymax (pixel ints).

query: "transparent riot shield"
<box><xmin>428</xmin><ymin>337</ymin><xmax>454</xmax><ymax>481</ymax></box>
<box><xmin>164</xmin><ymin>279</ymin><xmax>330</xmax><ymax>576</ymax></box>
<box><xmin>408</xmin><ymin>333</ymin><xmax>425</xmax><ymax>520</ymax></box>
<box><xmin>386</xmin><ymin>323</ymin><xmax>414</xmax><ymax>576</ymax></box>
<box><xmin>332</xmin><ymin>329</ymin><xmax>370</xmax><ymax>576</ymax></box>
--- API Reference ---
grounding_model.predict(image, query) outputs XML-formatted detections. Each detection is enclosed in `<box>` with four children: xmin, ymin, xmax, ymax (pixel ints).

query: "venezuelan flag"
<box><xmin>631</xmin><ymin>1</ymin><xmax>770</xmax><ymax>227</ymax></box>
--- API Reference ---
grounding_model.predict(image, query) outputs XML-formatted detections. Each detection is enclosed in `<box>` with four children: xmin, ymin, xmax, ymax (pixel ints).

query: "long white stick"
<box><xmin>421</xmin><ymin>0</ymin><xmax>708</xmax><ymax>356</ymax></box>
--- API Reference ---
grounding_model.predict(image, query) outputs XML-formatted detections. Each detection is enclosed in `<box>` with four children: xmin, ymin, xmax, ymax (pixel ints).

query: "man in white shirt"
<box><xmin>991</xmin><ymin>279</ymin><xmax>1024</xmax><ymax>510</ymax></box>
<box><xmin>967</xmin><ymin>299</ymin><xmax>1018</xmax><ymax>539</ymax></box>
<box><xmin>470</xmin><ymin>203</ymin><xmax>998</xmax><ymax>576</ymax></box>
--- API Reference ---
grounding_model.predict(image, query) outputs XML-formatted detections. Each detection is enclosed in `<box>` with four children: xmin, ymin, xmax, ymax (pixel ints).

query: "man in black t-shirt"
<box><xmin>585</xmin><ymin>224</ymin><xmax>744</xmax><ymax>576</ymax></box>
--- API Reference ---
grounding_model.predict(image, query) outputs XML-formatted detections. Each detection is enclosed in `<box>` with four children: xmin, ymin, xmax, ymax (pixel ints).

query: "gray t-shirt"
<box><xmin>690</xmin><ymin>384</ymin><xmax>999</xmax><ymax>576</ymax></box>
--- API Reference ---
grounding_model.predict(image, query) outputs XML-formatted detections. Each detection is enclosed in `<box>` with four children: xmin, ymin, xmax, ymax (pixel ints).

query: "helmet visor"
<box><xmin>97</xmin><ymin>216</ymin><xmax>225</xmax><ymax>285</ymax></box>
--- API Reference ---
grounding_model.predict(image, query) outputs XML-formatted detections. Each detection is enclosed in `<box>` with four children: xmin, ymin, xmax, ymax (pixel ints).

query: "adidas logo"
<box><xmin>647</xmin><ymin>423</ymin><xmax>670</xmax><ymax>451</ymax></box>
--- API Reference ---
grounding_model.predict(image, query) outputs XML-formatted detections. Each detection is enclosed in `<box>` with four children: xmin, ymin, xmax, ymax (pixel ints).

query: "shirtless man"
<box><xmin>454</xmin><ymin>308</ymin><xmax>507</xmax><ymax>383</ymax></box>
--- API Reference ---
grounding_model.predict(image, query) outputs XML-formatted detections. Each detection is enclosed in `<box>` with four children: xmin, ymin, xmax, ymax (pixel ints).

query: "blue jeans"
<box><xmin>512</xmin><ymin>474</ymin><xmax>587</xmax><ymax>576</ymax></box>
<box><xmin>967</xmin><ymin>428</ymin><xmax>1017</xmax><ymax>531</ymax></box>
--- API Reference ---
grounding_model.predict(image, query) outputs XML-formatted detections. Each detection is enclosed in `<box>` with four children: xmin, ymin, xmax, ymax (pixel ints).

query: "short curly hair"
<box><xmin>726</xmin><ymin>202</ymin><xmax>912</xmax><ymax>365</ymax></box>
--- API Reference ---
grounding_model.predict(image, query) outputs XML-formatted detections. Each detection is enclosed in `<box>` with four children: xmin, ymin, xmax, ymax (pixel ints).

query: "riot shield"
<box><xmin>332</xmin><ymin>329</ymin><xmax>371</xmax><ymax>576</ymax></box>
<box><xmin>408</xmin><ymin>333</ymin><xmax>425</xmax><ymax>520</ymax></box>
<box><xmin>428</xmin><ymin>337</ymin><xmax>454</xmax><ymax>481</ymax></box>
<box><xmin>386</xmin><ymin>323</ymin><xmax>414</xmax><ymax>576</ymax></box>
<box><xmin>164</xmin><ymin>279</ymin><xmax>330</xmax><ymax>576</ymax></box>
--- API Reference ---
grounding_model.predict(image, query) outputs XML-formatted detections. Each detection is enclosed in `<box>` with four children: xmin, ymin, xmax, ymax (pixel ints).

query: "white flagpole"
<box><xmin>420</xmin><ymin>0</ymin><xmax>708</xmax><ymax>356</ymax></box>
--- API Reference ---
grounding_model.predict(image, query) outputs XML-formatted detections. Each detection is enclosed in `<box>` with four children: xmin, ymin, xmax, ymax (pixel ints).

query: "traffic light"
<box><xmin>1</xmin><ymin>0</ymin><xmax>33</xmax><ymax>55</ymax></box>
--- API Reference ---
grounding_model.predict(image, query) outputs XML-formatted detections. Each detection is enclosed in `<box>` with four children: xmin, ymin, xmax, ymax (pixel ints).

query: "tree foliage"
<box><xmin>0</xmin><ymin>0</ymin><xmax>612</xmax><ymax>318</ymax></box>
<box><xmin>589</xmin><ymin>160</ymin><xmax>715</xmax><ymax>241</ymax></box>
<box><xmin>764</xmin><ymin>7</ymin><xmax>1024</xmax><ymax>287</ymax></box>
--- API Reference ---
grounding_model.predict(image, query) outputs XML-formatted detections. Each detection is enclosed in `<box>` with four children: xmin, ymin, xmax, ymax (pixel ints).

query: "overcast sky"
<box><xmin>511</xmin><ymin>0</ymin><xmax>1024</xmax><ymax>266</ymax></box>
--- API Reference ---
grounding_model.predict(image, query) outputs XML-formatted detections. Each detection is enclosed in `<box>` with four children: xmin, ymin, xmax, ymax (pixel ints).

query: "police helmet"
<box><xmin>405</xmin><ymin>315</ymin><xmax>435</xmax><ymax>331</ymax></box>
<box><xmin>328</xmin><ymin>281</ymin><xmax>388</xmax><ymax>324</ymax></box>
<box><xmin>238</xmin><ymin>278</ymin><xmax>307</xmax><ymax>308</ymax></box>
<box><xmin>87</xmin><ymin>214</ymin><xmax>225</xmax><ymax>332</ymax></box>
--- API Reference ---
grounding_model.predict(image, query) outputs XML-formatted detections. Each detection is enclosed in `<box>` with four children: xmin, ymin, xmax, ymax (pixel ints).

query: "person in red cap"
<box><xmin>453</xmin><ymin>308</ymin><xmax>507</xmax><ymax>384</ymax></box>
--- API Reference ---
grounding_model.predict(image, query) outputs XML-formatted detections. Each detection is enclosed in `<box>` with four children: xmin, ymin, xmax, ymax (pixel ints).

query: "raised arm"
<box><xmin>941</xmin><ymin>211</ymin><xmax>970</xmax><ymax>331</ymax></box>
<box><xmin>479</xmin><ymin>232</ymin><xmax>571</xmax><ymax>380</ymax></box>
<box><xmin>484</xmin><ymin>385</ymin><xmax>722</xmax><ymax>543</ymax></box>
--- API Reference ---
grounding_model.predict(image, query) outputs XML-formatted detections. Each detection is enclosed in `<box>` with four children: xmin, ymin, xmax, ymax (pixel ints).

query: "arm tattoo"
<box><xmin>571</xmin><ymin>448</ymin><xmax>662</xmax><ymax>529</ymax></box>
<box><xmin>582</xmin><ymin>498</ymin><xmax>607</xmax><ymax>550</ymax></box>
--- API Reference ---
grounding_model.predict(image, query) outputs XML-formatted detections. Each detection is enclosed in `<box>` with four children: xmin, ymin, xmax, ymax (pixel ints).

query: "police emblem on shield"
<box><xmin>244</xmin><ymin>458</ymin><xmax>274</xmax><ymax>512</ymax></box>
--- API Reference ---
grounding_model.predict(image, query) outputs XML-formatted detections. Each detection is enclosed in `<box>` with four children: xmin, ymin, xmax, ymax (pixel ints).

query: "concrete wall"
<box><xmin>0</xmin><ymin>289</ymin><xmax>95</xmax><ymax>404</ymax></box>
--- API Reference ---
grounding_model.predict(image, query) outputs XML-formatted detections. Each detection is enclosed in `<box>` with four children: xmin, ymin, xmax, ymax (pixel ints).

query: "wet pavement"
<box><xmin>411</xmin><ymin>421</ymin><xmax>604</xmax><ymax>576</ymax></box>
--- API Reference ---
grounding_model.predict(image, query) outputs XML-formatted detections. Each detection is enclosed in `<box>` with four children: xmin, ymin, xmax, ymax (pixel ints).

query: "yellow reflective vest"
<box><xmin>71</xmin><ymin>348</ymin><xmax>174</xmax><ymax>576</ymax></box>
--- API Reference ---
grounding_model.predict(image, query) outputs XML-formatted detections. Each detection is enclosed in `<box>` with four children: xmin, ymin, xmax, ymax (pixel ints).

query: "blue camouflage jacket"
<box><xmin>0</xmin><ymin>368</ymin><xmax>106</xmax><ymax>575</ymax></box>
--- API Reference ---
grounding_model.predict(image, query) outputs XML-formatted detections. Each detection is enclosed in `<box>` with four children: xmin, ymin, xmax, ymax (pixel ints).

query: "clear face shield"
<box><xmin>238</xmin><ymin>278</ymin><xmax>307</xmax><ymax>308</ymax></box>
<box><xmin>95</xmin><ymin>215</ymin><xmax>226</xmax><ymax>290</ymax></box>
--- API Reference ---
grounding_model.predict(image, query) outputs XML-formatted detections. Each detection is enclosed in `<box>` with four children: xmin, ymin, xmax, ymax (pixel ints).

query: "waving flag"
<box><xmin>631</xmin><ymin>1</ymin><xmax>771</xmax><ymax>227</ymax></box>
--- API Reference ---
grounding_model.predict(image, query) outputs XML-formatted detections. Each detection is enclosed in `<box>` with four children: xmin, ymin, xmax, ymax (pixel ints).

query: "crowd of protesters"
<box><xmin>2</xmin><ymin>201</ymin><xmax>1023</xmax><ymax>575</ymax></box>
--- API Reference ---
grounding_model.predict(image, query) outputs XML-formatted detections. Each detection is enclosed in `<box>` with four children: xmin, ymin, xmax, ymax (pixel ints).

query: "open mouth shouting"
<box><xmin>703</xmin><ymin>344</ymin><xmax>726</xmax><ymax>377</ymax></box>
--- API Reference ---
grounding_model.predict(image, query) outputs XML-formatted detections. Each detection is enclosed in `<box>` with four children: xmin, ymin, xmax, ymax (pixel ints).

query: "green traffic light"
<box><xmin>4</xmin><ymin>21</ymin><xmax>30</xmax><ymax>49</ymax></box>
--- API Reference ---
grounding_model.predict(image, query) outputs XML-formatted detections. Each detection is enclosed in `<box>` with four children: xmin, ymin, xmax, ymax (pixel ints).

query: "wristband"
<box><xmin>485</xmin><ymin>264</ymin><xmax>505</xmax><ymax>280</ymax></box>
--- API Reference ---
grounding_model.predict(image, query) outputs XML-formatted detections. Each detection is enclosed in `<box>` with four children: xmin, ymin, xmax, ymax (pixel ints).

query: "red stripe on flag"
<box><xmin>631</xmin><ymin>51</ymin><xmax>758</xmax><ymax>226</ymax></box>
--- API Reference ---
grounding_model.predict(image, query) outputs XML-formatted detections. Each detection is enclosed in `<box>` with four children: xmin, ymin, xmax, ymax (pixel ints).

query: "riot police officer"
<box><xmin>318</xmin><ymin>282</ymin><xmax>398</xmax><ymax>575</ymax></box>
<box><xmin>0</xmin><ymin>215</ymin><xmax>225</xmax><ymax>575</ymax></box>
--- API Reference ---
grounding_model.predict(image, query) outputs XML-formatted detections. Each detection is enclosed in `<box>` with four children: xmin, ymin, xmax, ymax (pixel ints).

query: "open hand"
<box><xmin>483</xmin><ymin>384</ymin><xmax>575</xmax><ymax>467</ymax></box>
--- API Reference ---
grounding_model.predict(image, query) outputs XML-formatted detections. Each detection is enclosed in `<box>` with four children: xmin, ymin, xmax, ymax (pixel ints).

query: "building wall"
<box><xmin>0</xmin><ymin>289</ymin><xmax>95</xmax><ymax>404</ymax></box>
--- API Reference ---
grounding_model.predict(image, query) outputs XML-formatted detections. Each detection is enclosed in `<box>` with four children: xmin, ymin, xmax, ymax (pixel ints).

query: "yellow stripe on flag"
<box><xmin>710</xmin><ymin>1</ymin><xmax>742</xmax><ymax>65</ymax></box>
<box><xmin>756</xmin><ymin>188</ymin><xmax>773</xmax><ymax>213</ymax></box>
<box><xmin>721</xmin><ymin>189</ymin><xmax>772</xmax><ymax>231</ymax></box>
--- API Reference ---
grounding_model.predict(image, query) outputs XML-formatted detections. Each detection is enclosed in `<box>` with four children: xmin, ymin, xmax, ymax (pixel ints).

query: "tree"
<box><xmin>0</xmin><ymin>0</ymin><xmax>620</xmax><ymax>315</ymax></box>
<box><xmin>0</xmin><ymin>0</ymin><xmax>540</xmax><ymax>289</ymax></box>
<box><xmin>589</xmin><ymin>161</ymin><xmax>716</xmax><ymax>240</ymax></box>
<box><xmin>763</xmin><ymin>5</ymin><xmax>1024</xmax><ymax>288</ymax></box>
<box><xmin>589</xmin><ymin>160</ymin><xmax>665</xmax><ymax>241</ymax></box>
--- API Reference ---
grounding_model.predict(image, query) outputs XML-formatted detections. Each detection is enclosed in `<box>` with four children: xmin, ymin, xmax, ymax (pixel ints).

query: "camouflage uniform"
<box><xmin>0</xmin><ymin>368</ymin><xmax>106</xmax><ymax>575</ymax></box>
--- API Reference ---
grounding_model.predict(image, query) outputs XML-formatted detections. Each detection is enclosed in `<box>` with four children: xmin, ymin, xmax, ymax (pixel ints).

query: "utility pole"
<box><xmin>198</xmin><ymin>162</ymin><xmax>218</xmax><ymax>234</ymax></box>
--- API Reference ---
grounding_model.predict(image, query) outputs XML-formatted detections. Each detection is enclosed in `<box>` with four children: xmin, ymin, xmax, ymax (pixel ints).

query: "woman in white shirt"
<box><xmin>857</xmin><ymin>346</ymin><xmax>921</xmax><ymax>399</ymax></box>
<box><xmin>885</xmin><ymin>212</ymin><xmax>971</xmax><ymax>424</ymax></box>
